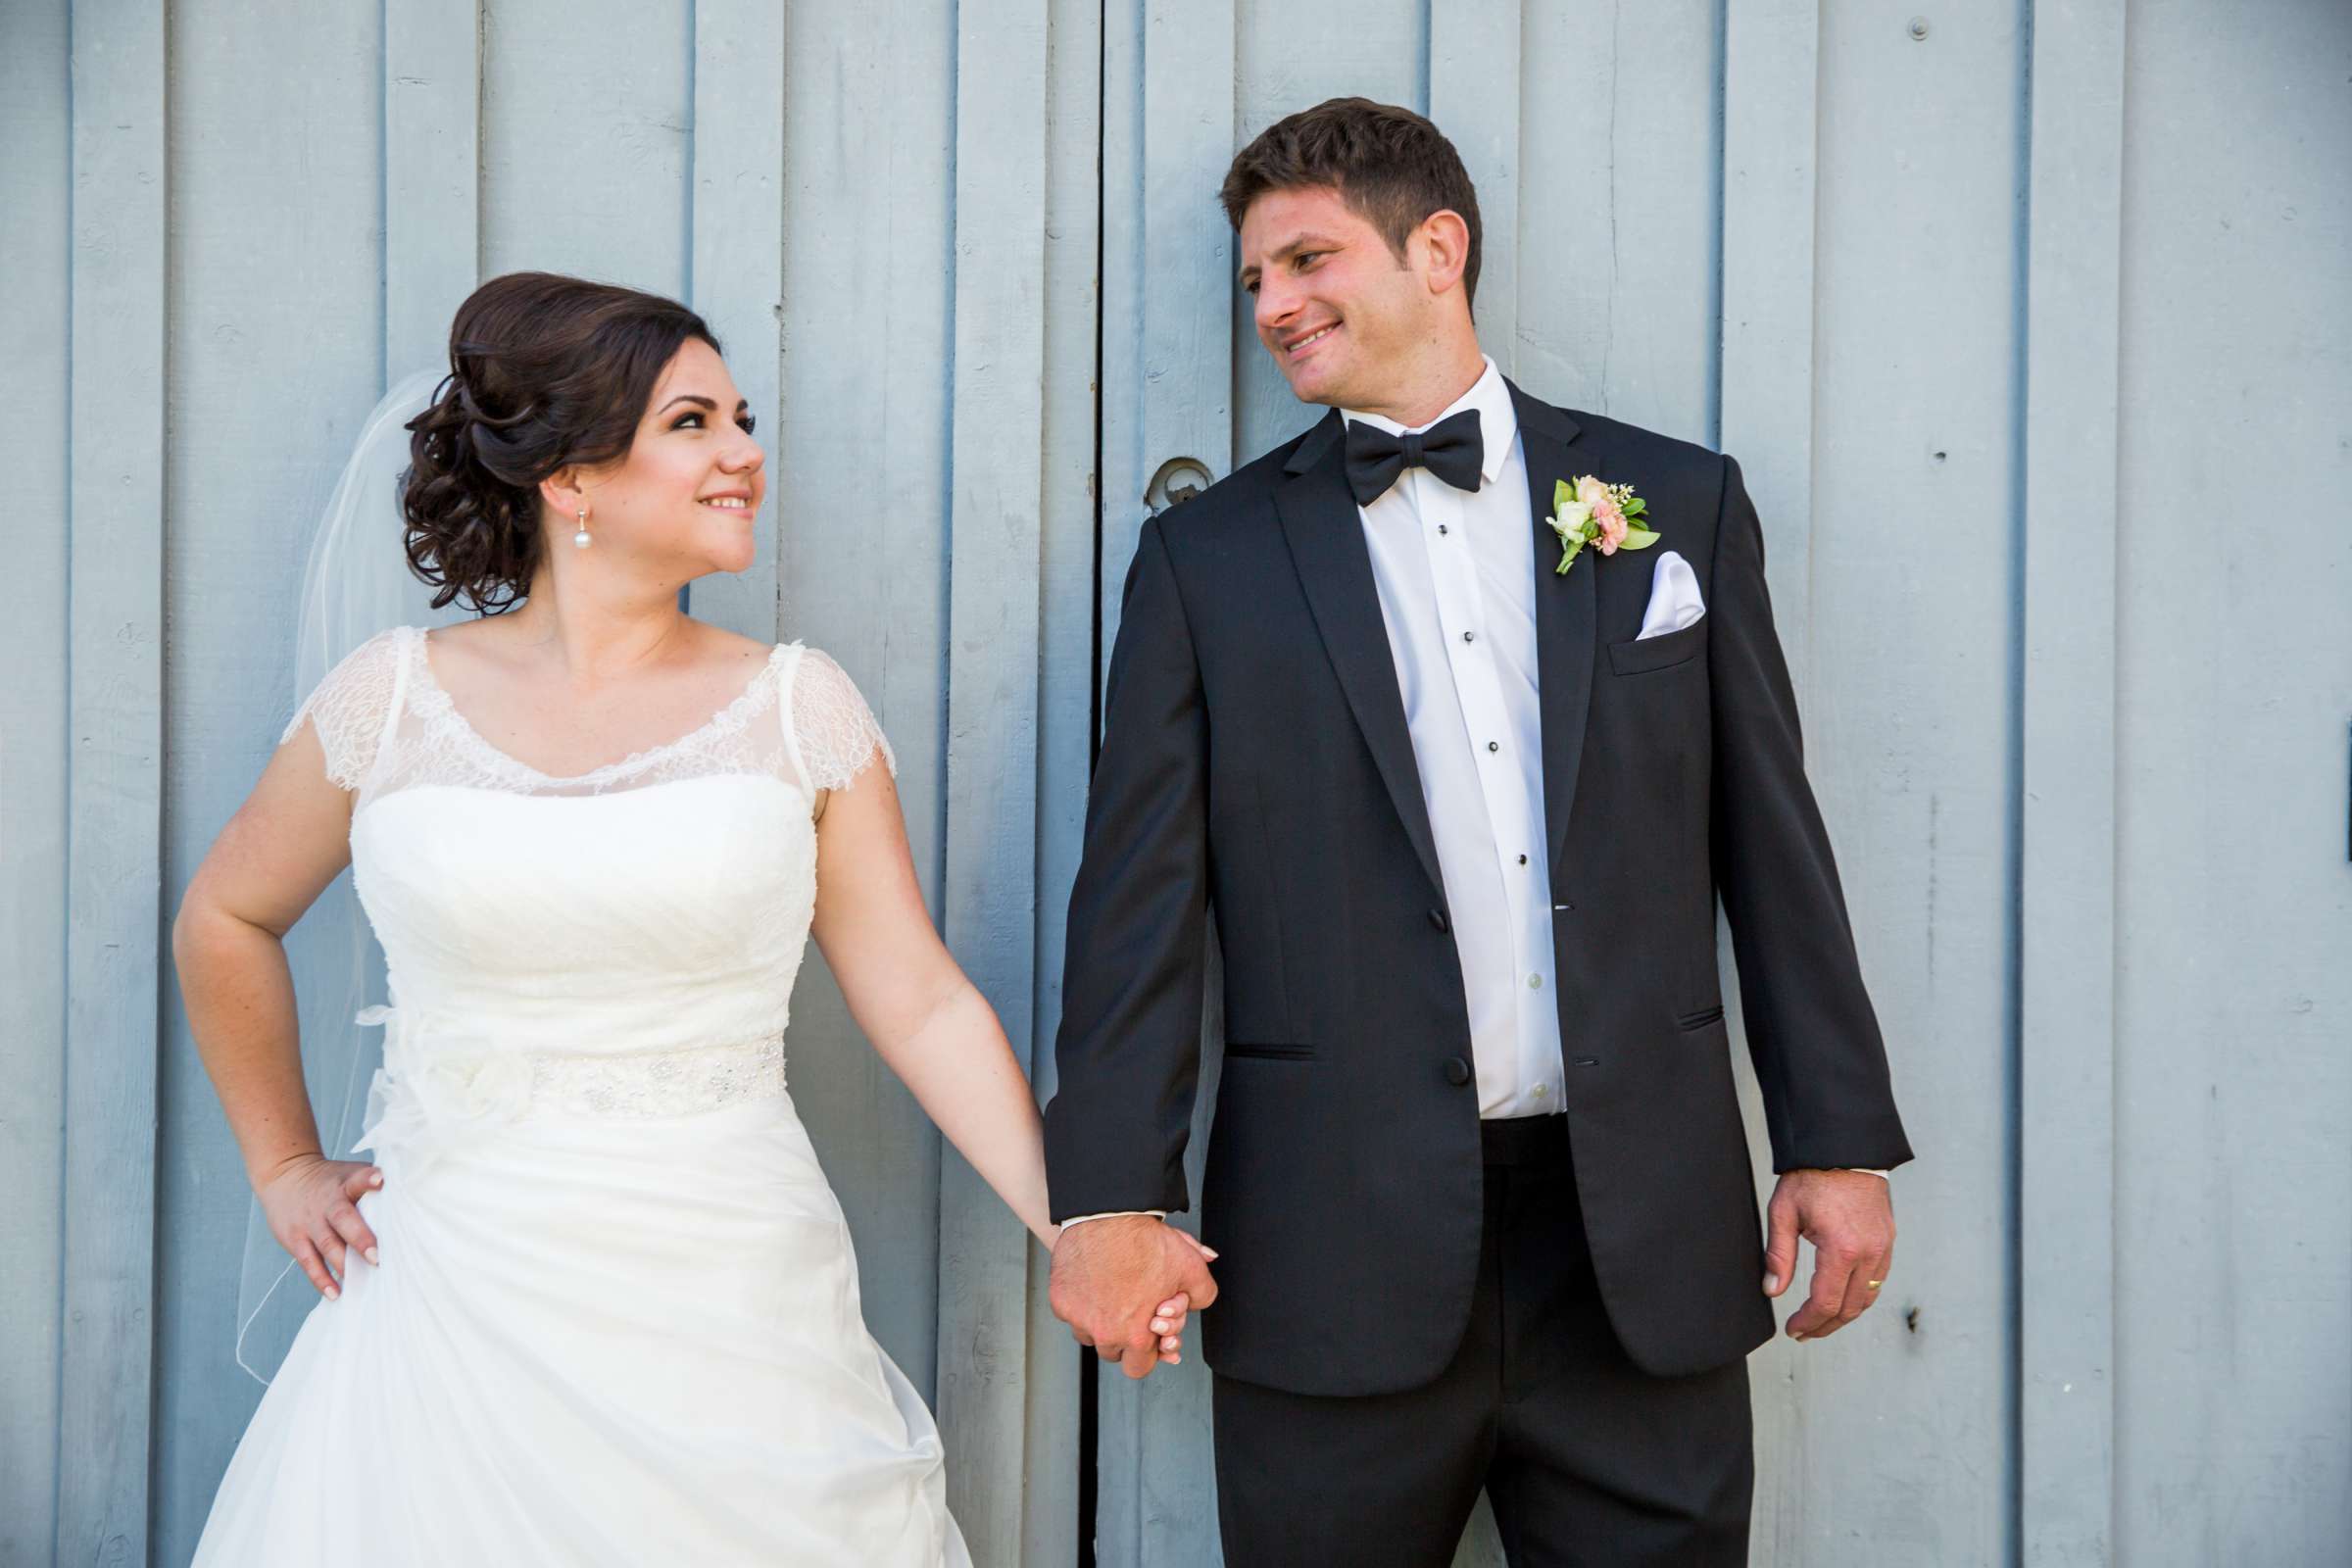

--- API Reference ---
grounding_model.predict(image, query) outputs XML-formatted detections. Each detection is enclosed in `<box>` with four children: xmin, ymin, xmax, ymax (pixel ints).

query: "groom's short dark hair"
<box><xmin>1221</xmin><ymin>98</ymin><xmax>1483</xmax><ymax>307</ymax></box>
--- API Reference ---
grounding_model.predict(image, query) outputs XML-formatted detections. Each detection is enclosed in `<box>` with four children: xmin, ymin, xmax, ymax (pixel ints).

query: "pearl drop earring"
<box><xmin>572</xmin><ymin>506</ymin><xmax>592</xmax><ymax>549</ymax></box>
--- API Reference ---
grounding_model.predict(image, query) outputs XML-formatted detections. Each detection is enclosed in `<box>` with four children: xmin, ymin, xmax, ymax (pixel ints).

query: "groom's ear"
<box><xmin>1413</xmin><ymin>209</ymin><xmax>1474</xmax><ymax>302</ymax></box>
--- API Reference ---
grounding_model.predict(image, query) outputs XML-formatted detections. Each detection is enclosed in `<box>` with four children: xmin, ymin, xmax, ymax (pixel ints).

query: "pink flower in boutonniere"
<box><xmin>1547</xmin><ymin>475</ymin><xmax>1658</xmax><ymax>574</ymax></box>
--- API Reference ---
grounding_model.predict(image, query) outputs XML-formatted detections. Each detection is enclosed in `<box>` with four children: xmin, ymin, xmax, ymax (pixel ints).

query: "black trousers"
<box><xmin>1212</xmin><ymin>1115</ymin><xmax>1753</xmax><ymax>1567</ymax></box>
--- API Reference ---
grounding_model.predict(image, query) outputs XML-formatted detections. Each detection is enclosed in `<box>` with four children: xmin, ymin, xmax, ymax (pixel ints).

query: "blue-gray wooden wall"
<box><xmin>1090</xmin><ymin>1</ymin><xmax>2351</xmax><ymax>1565</ymax></box>
<box><xmin>5</xmin><ymin>1</ymin><xmax>1097</xmax><ymax>1563</ymax></box>
<box><xmin>3</xmin><ymin>2</ymin><xmax>2345</xmax><ymax>1566</ymax></box>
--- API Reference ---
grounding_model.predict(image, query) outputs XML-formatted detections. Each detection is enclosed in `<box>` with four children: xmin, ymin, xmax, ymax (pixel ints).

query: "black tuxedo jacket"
<box><xmin>1044</xmin><ymin>383</ymin><xmax>1912</xmax><ymax>1397</ymax></box>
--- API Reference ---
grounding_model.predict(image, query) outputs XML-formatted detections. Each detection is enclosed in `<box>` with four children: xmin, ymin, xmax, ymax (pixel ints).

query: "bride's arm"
<box><xmin>807</xmin><ymin>765</ymin><xmax>1061</xmax><ymax>1248</ymax></box>
<box><xmin>172</xmin><ymin>721</ymin><xmax>382</xmax><ymax>1297</ymax></box>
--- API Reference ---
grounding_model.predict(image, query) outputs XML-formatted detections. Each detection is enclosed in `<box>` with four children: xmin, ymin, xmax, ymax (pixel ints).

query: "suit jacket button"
<box><xmin>1444</xmin><ymin>1056</ymin><xmax>1472</xmax><ymax>1087</ymax></box>
<box><xmin>1428</xmin><ymin>907</ymin><xmax>1449</xmax><ymax>933</ymax></box>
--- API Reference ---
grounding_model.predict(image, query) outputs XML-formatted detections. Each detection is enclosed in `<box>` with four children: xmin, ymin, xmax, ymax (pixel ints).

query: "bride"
<box><xmin>171</xmin><ymin>271</ymin><xmax>1211</xmax><ymax>1564</ymax></box>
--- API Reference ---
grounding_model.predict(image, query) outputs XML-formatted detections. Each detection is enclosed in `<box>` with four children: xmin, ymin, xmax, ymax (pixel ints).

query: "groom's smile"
<box><xmin>1282</xmin><ymin>322</ymin><xmax>1342</xmax><ymax>357</ymax></box>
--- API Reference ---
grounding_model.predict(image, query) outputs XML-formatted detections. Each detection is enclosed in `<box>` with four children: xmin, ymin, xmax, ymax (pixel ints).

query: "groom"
<box><xmin>1045</xmin><ymin>98</ymin><xmax>1912</xmax><ymax>1564</ymax></box>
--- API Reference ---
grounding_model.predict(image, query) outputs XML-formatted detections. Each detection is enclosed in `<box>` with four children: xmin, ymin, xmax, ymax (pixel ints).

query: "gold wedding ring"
<box><xmin>1866</xmin><ymin>1279</ymin><xmax>1884</xmax><ymax>1290</ymax></box>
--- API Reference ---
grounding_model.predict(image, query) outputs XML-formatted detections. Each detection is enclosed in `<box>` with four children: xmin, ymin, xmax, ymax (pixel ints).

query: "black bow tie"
<box><xmin>1343</xmin><ymin>410</ymin><xmax>1485</xmax><ymax>508</ymax></box>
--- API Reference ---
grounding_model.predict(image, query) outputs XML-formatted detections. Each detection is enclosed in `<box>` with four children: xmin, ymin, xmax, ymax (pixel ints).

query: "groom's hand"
<box><xmin>1764</xmin><ymin>1169</ymin><xmax>1895</xmax><ymax>1342</ymax></box>
<box><xmin>1050</xmin><ymin>1215</ymin><xmax>1219</xmax><ymax>1381</ymax></box>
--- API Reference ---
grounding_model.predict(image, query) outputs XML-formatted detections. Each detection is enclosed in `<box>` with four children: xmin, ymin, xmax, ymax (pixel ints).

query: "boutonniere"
<box><xmin>1546</xmin><ymin>475</ymin><xmax>1659</xmax><ymax>575</ymax></box>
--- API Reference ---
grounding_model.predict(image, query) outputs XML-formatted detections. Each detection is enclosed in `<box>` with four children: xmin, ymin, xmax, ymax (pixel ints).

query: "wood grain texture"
<box><xmin>685</xmin><ymin>0</ymin><xmax>784</xmax><ymax>644</ymax></box>
<box><xmin>2019</xmin><ymin>3</ymin><xmax>2125</xmax><ymax>1562</ymax></box>
<box><xmin>479</xmin><ymin>0</ymin><xmax>690</xmax><ymax>293</ymax></box>
<box><xmin>1721</xmin><ymin>5</ymin><xmax>1829</xmax><ymax>1563</ymax></box>
<box><xmin>1514</xmin><ymin>0</ymin><xmax>1720</xmax><ymax>443</ymax></box>
<box><xmin>1231</xmin><ymin>0</ymin><xmax>1424</xmax><ymax>458</ymax></box>
<box><xmin>0</xmin><ymin>2</ymin><xmax>72</xmax><ymax>1560</ymax></box>
<box><xmin>1772</xmin><ymin>6</ymin><xmax>2029</xmax><ymax>1562</ymax></box>
<box><xmin>16</xmin><ymin>5</ymin><xmax>2350</xmax><ymax>1564</ymax></box>
<box><xmin>1429</xmin><ymin>0</ymin><xmax>1522</xmax><ymax>384</ymax></box>
<box><xmin>58</xmin><ymin>1</ymin><xmax>168</xmax><ymax>1560</ymax></box>
<box><xmin>1022</xmin><ymin>0</ymin><xmax>1104</xmax><ymax>1556</ymax></box>
<box><xmin>149</xmin><ymin>4</ymin><xmax>388</xmax><ymax>1559</ymax></box>
<box><xmin>937</xmin><ymin>0</ymin><xmax>1052</xmax><ymax>1559</ymax></box>
<box><xmin>1721</xmin><ymin>0</ymin><xmax>1820</xmax><ymax>682</ymax></box>
<box><xmin>2108</xmin><ymin>3</ymin><xmax>2352</xmax><ymax>1561</ymax></box>
<box><xmin>1095</xmin><ymin>2</ymin><xmax>1239</xmax><ymax>1560</ymax></box>
<box><xmin>774</xmin><ymin>0</ymin><xmax>953</xmax><ymax>1403</ymax></box>
<box><xmin>385</xmin><ymin>0</ymin><xmax>481</xmax><ymax>378</ymax></box>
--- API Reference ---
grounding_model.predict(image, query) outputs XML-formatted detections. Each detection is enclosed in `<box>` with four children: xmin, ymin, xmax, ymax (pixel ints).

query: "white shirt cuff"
<box><xmin>1843</xmin><ymin>1169</ymin><xmax>1890</xmax><ymax>1180</ymax></box>
<box><xmin>1057</xmin><ymin>1210</ymin><xmax>1167</xmax><ymax>1227</ymax></box>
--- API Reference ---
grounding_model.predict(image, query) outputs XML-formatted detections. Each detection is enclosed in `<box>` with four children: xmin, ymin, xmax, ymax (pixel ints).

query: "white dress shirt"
<box><xmin>1344</xmin><ymin>358</ymin><xmax>1563</xmax><ymax>1119</ymax></box>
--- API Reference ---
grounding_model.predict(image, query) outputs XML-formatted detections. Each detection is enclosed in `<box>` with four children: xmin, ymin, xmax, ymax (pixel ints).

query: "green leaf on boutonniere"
<box><xmin>1618</xmin><ymin>525</ymin><xmax>1661</xmax><ymax>551</ymax></box>
<box><xmin>1553</xmin><ymin>478</ymin><xmax>1575</xmax><ymax>511</ymax></box>
<box><xmin>1622</xmin><ymin>497</ymin><xmax>1646</xmax><ymax>518</ymax></box>
<box><xmin>1554</xmin><ymin>534</ymin><xmax>1587</xmax><ymax>575</ymax></box>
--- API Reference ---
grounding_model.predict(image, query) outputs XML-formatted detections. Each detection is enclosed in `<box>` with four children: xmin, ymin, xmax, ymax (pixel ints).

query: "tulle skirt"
<box><xmin>194</xmin><ymin>1089</ymin><xmax>966</xmax><ymax>1566</ymax></box>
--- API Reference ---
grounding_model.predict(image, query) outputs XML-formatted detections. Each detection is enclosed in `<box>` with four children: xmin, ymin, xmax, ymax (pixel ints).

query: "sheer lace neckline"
<box><xmin>401</xmin><ymin>625</ymin><xmax>793</xmax><ymax>791</ymax></box>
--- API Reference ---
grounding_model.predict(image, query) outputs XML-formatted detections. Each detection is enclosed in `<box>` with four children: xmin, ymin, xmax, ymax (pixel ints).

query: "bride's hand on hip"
<box><xmin>257</xmin><ymin>1153</ymin><xmax>384</xmax><ymax>1301</ymax></box>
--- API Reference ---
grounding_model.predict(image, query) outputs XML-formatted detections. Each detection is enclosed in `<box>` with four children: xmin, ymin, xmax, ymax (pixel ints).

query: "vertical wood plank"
<box><xmin>1098</xmin><ymin>2</ymin><xmax>1238</xmax><ymax>1558</ymax></box>
<box><xmin>1023</xmin><ymin>0</ymin><xmax>1103</xmax><ymax>1557</ymax></box>
<box><xmin>1428</xmin><ymin>0</ymin><xmax>1521</xmax><ymax>382</ymax></box>
<box><xmin>385</xmin><ymin>0</ymin><xmax>481</xmax><ymax>378</ymax></box>
<box><xmin>0</xmin><ymin>1</ymin><xmax>72</xmax><ymax>1559</ymax></box>
<box><xmin>685</xmin><ymin>0</ymin><xmax>785</xmax><ymax>643</ymax></box>
<box><xmin>2108</xmin><ymin>5</ymin><xmax>2352</xmax><ymax>1560</ymax></box>
<box><xmin>478</xmin><ymin>0</ymin><xmax>691</xmax><ymax>292</ymax></box>
<box><xmin>774</xmin><ymin>0</ymin><xmax>953</xmax><ymax>1398</ymax></box>
<box><xmin>1775</xmin><ymin>6</ymin><xmax>2030</xmax><ymax>1562</ymax></box>
<box><xmin>1513</xmin><ymin>0</ymin><xmax>1721</xmax><ymax>443</ymax></box>
<box><xmin>2018</xmin><ymin>11</ymin><xmax>2125</xmax><ymax>1563</ymax></box>
<box><xmin>57</xmin><ymin>0</ymin><xmax>167</xmax><ymax>1560</ymax></box>
<box><xmin>1720</xmin><ymin>0</ymin><xmax>1820</xmax><ymax>682</ymax></box>
<box><xmin>1720</xmin><ymin>7</ymin><xmax>1826</xmax><ymax>1563</ymax></box>
<box><xmin>1229</xmin><ymin>0</ymin><xmax>1424</xmax><ymax>456</ymax></box>
<box><xmin>937</xmin><ymin>2</ymin><xmax>1052</xmax><ymax>1560</ymax></box>
<box><xmin>151</xmin><ymin>4</ymin><xmax>389</xmax><ymax>1557</ymax></box>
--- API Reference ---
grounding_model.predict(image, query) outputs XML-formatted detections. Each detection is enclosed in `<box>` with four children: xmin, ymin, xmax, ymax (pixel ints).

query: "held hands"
<box><xmin>256</xmin><ymin>1152</ymin><xmax>384</xmax><ymax>1301</ymax></box>
<box><xmin>1763</xmin><ymin>1168</ymin><xmax>1895</xmax><ymax>1342</ymax></box>
<box><xmin>1049</xmin><ymin>1214</ymin><xmax>1220</xmax><ymax>1380</ymax></box>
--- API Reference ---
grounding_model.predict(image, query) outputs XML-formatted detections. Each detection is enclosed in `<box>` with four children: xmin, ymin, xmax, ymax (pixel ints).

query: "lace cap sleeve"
<box><xmin>279</xmin><ymin>628</ymin><xmax>404</xmax><ymax>792</ymax></box>
<box><xmin>787</xmin><ymin>647</ymin><xmax>897</xmax><ymax>794</ymax></box>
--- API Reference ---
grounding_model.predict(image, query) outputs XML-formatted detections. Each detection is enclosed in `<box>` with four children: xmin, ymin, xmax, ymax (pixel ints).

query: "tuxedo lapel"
<box><xmin>1508</xmin><ymin>383</ymin><xmax>1596</xmax><ymax>886</ymax></box>
<box><xmin>1273</xmin><ymin>411</ymin><xmax>1446</xmax><ymax>900</ymax></box>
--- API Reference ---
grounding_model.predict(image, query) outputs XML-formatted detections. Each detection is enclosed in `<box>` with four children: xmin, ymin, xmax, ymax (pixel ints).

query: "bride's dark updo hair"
<box><xmin>402</xmin><ymin>271</ymin><xmax>721</xmax><ymax>612</ymax></box>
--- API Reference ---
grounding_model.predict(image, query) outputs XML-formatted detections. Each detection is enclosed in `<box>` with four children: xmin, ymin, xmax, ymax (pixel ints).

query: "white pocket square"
<box><xmin>1636</xmin><ymin>550</ymin><xmax>1705</xmax><ymax>639</ymax></box>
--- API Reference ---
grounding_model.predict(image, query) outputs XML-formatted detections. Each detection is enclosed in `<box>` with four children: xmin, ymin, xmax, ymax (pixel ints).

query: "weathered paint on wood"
<box><xmin>385</xmin><ymin>0</ymin><xmax>481</xmax><ymax>379</ymax></box>
<box><xmin>58</xmin><ymin>2</ymin><xmax>168</xmax><ymax>1563</ymax></box>
<box><xmin>684</xmin><ymin>0</ymin><xmax>784</xmax><ymax>644</ymax></box>
<box><xmin>12</xmin><ymin>3</ymin><xmax>2352</xmax><ymax>1566</ymax></box>
<box><xmin>2020</xmin><ymin>2</ymin><xmax>2126</xmax><ymax>1562</ymax></box>
<box><xmin>1094</xmin><ymin>0</ymin><xmax>1239</xmax><ymax>1559</ymax></box>
<box><xmin>149</xmin><ymin>5</ymin><xmax>389</xmax><ymax>1559</ymax></box>
<box><xmin>479</xmin><ymin>0</ymin><xmax>691</xmax><ymax>294</ymax></box>
<box><xmin>937</xmin><ymin>0</ymin><xmax>1053</xmax><ymax>1561</ymax></box>
<box><xmin>1025</xmin><ymin>0</ymin><xmax>1107</xmax><ymax>1555</ymax></box>
<box><xmin>2106</xmin><ymin>4</ymin><xmax>2352</xmax><ymax>1563</ymax></box>
<box><xmin>1722</xmin><ymin>7</ymin><xmax>1833</xmax><ymax>1563</ymax></box>
<box><xmin>773</xmin><ymin>0</ymin><xmax>952</xmax><ymax>1403</ymax></box>
<box><xmin>0</xmin><ymin>1</ymin><xmax>73</xmax><ymax>1560</ymax></box>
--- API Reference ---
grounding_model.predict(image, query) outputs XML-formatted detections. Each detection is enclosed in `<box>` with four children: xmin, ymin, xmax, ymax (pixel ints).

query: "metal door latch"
<box><xmin>1146</xmin><ymin>457</ymin><xmax>1215</xmax><ymax>514</ymax></box>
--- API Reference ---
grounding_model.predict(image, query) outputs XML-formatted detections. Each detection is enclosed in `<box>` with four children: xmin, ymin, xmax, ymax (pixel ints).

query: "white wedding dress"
<box><xmin>194</xmin><ymin>625</ymin><xmax>969</xmax><ymax>1566</ymax></box>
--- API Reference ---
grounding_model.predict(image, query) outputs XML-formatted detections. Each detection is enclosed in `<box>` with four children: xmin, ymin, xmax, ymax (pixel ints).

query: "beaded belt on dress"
<box><xmin>353</xmin><ymin>1005</ymin><xmax>787</xmax><ymax>1170</ymax></box>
